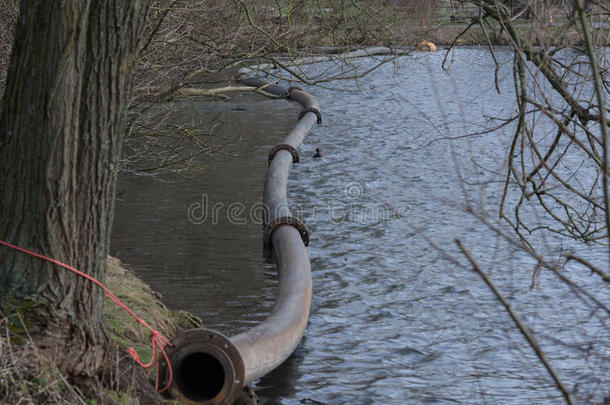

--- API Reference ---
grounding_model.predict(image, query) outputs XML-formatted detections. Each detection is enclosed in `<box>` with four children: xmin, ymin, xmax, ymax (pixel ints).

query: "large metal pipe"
<box><xmin>161</xmin><ymin>70</ymin><xmax>319</xmax><ymax>404</ymax></box>
<box><xmin>241</xmin><ymin>46</ymin><xmax>405</xmax><ymax>72</ymax></box>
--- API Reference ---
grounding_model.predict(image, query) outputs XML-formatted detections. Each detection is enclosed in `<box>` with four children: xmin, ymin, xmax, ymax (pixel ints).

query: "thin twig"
<box><xmin>564</xmin><ymin>253</ymin><xmax>610</xmax><ymax>283</ymax></box>
<box><xmin>575</xmin><ymin>0</ymin><xmax>610</xmax><ymax>253</ymax></box>
<box><xmin>455</xmin><ymin>239</ymin><xmax>573</xmax><ymax>405</ymax></box>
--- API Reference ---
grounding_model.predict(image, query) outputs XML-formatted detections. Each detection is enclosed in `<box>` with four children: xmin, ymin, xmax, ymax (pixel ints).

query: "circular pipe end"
<box><xmin>161</xmin><ymin>328</ymin><xmax>245</xmax><ymax>405</ymax></box>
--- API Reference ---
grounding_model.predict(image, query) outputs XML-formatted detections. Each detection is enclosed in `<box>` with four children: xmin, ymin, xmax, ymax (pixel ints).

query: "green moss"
<box><xmin>103</xmin><ymin>256</ymin><xmax>202</xmax><ymax>354</ymax></box>
<box><xmin>0</xmin><ymin>256</ymin><xmax>202</xmax><ymax>404</ymax></box>
<box><xmin>0</xmin><ymin>304</ymin><xmax>41</xmax><ymax>348</ymax></box>
<box><xmin>104</xmin><ymin>391</ymin><xmax>140</xmax><ymax>405</ymax></box>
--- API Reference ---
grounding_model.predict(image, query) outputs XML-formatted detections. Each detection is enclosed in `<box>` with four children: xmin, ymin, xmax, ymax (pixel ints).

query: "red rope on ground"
<box><xmin>0</xmin><ymin>239</ymin><xmax>173</xmax><ymax>392</ymax></box>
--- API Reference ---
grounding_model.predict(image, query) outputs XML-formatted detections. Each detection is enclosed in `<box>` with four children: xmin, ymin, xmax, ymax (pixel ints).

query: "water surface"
<box><xmin>111</xmin><ymin>48</ymin><xmax>609</xmax><ymax>404</ymax></box>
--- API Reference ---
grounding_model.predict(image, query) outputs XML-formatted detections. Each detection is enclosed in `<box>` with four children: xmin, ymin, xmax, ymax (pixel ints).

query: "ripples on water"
<box><xmin>112</xmin><ymin>48</ymin><xmax>609</xmax><ymax>404</ymax></box>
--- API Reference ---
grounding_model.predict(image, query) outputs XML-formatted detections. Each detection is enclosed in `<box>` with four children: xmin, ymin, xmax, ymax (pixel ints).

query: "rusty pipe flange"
<box><xmin>160</xmin><ymin>328</ymin><xmax>245</xmax><ymax>405</ymax></box>
<box><xmin>268</xmin><ymin>144</ymin><xmax>299</xmax><ymax>165</ymax></box>
<box><xmin>287</xmin><ymin>86</ymin><xmax>303</xmax><ymax>97</ymax></box>
<box><xmin>264</xmin><ymin>216</ymin><xmax>309</xmax><ymax>247</ymax></box>
<box><xmin>298</xmin><ymin>107</ymin><xmax>322</xmax><ymax>124</ymax></box>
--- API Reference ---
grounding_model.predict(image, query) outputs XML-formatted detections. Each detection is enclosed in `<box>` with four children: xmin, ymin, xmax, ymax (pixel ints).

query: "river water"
<box><xmin>111</xmin><ymin>48</ymin><xmax>609</xmax><ymax>404</ymax></box>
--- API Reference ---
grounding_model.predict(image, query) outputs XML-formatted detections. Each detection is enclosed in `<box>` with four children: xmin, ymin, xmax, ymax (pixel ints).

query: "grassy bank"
<box><xmin>0</xmin><ymin>257</ymin><xmax>202</xmax><ymax>404</ymax></box>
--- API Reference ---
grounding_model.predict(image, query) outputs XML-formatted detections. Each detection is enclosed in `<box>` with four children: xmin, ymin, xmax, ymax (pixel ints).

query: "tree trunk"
<box><xmin>0</xmin><ymin>0</ymin><xmax>149</xmax><ymax>381</ymax></box>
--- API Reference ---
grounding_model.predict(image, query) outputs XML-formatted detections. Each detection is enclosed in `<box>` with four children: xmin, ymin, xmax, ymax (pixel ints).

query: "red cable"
<box><xmin>0</xmin><ymin>239</ymin><xmax>173</xmax><ymax>393</ymax></box>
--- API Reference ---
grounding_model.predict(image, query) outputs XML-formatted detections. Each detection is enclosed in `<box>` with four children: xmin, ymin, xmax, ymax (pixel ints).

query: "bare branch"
<box><xmin>456</xmin><ymin>239</ymin><xmax>574</xmax><ymax>405</ymax></box>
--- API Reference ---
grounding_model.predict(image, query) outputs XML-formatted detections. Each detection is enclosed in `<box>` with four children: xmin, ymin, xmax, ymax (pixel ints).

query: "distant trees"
<box><xmin>390</xmin><ymin>0</ymin><xmax>440</xmax><ymax>26</ymax></box>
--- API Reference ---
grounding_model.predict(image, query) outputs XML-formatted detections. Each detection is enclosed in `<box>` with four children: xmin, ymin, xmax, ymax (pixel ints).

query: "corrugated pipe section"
<box><xmin>160</xmin><ymin>67</ymin><xmax>319</xmax><ymax>405</ymax></box>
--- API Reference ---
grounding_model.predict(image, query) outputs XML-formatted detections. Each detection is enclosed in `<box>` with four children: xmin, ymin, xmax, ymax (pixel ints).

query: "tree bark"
<box><xmin>0</xmin><ymin>0</ymin><xmax>149</xmax><ymax>381</ymax></box>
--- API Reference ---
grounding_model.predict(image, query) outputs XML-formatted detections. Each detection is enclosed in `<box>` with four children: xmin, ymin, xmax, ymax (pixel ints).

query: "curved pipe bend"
<box><xmin>161</xmin><ymin>69</ymin><xmax>318</xmax><ymax>404</ymax></box>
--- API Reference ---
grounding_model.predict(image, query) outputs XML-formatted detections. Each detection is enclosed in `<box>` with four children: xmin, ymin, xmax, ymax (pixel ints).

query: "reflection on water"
<box><xmin>111</xmin><ymin>48</ymin><xmax>609</xmax><ymax>404</ymax></box>
<box><xmin>111</xmin><ymin>94</ymin><xmax>298</xmax><ymax>335</ymax></box>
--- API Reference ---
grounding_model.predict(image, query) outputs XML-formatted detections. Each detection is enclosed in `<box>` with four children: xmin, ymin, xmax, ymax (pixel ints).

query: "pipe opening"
<box><xmin>175</xmin><ymin>352</ymin><xmax>225</xmax><ymax>401</ymax></box>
